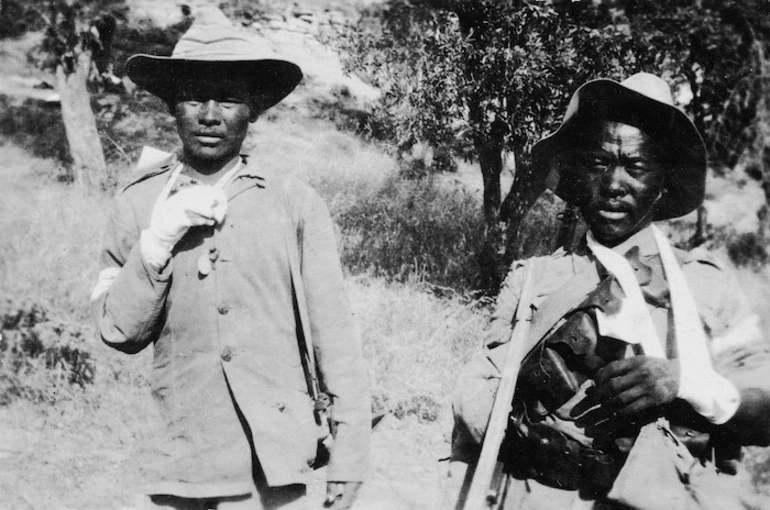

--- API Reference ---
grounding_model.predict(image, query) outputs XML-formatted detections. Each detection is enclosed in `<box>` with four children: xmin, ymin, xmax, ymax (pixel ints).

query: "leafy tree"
<box><xmin>32</xmin><ymin>0</ymin><xmax>127</xmax><ymax>187</ymax></box>
<box><xmin>337</xmin><ymin>0</ymin><xmax>770</xmax><ymax>290</ymax></box>
<box><xmin>338</xmin><ymin>0</ymin><xmax>665</xmax><ymax>289</ymax></box>
<box><xmin>619</xmin><ymin>0</ymin><xmax>770</xmax><ymax>173</ymax></box>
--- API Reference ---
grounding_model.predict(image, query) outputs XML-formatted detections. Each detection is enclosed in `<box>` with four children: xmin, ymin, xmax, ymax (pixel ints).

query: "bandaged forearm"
<box><xmin>677</xmin><ymin>361</ymin><xmax>740</xmax><ymax>424</ymax></box>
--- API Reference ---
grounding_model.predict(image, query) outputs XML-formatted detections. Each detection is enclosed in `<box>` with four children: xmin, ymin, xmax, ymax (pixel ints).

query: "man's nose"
<box><xmin>198</xmin><ymin>100</ymin><xmax>222</xmax><ymax>125</ymax></box>
<box><xmin>602</xmin><ymin>164</ymin><xmax>628</xmax><ymax>194</ymax></box>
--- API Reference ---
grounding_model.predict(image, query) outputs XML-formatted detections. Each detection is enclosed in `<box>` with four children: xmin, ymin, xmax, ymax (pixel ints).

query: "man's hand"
<box><xmin>570</xmin><ymin>356</ymin><xmax>680</xmax><ymax>432</ymax></box>
<box><xmin>152</xmin><ymin>185</ymin><xmax>228</xmax><ymax>249</ymax></box>
<box><xmin>141</xmin><ymin>185</ymin><xmax>228</xmax><ymax>269</ymax></box>
<box><xmin>324</xmin><ymin>481</ymin><xmax>362</xmax><ymax>509</ymax></box>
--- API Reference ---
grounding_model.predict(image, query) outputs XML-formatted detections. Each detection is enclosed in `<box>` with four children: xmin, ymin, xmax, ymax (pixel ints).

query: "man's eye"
<box><xmin>584</xmin><ymin>156</ymin><xmax>609</xmax><ymax>170</ymax></box>
<box><xmin>625</xmin><ymin>162</ymin><xmax>651</xmax><ymax>175</ymax></box>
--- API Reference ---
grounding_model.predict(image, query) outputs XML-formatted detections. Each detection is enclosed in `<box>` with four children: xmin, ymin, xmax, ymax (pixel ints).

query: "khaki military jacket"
<box><xmin>92</xmin><ymin>154</ymin><xmax>371</xmax><ymax>498</ymax></box>
<box><xmin>452</xmin><ymin>227</ymin><xmax>770</xmax><ymax>507</ymax></box>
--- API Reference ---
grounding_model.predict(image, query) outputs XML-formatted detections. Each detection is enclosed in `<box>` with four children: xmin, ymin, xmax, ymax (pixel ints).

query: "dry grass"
<box><xmin>247</xmin><ymin>111</ymin><xmax>393</xmax><ymax>214</ymax></box>
<box><xmin>0</xmin><ymin>137</ymin><xmax>486</xmax><ymax>508</ymax></box>
<box><xmin>0</xmin><ymin>144</ymin><xmax>111</xmax><ymax>324</ymax></box>
<box><xmin>348</xmin><ymin>276</ymin><xmax>488</xmax><ymax>424</ymax></box>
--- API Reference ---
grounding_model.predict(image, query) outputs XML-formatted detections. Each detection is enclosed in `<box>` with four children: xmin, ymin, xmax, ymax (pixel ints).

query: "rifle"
<box><xmin>457</xmin><ymin>261</ymin><xmax>540</xmax><ymax>510</ymax></box>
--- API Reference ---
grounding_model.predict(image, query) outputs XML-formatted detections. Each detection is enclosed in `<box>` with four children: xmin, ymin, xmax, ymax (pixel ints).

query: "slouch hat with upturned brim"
<box><xmin>125</xmin><ymin>6</ymin><xmax>302</xmax><ymax>111</ymax></box>
<box><xmin>532</xmin><ymin>72</ymin><xmax>707</xmax><ymax>221</ymax></box>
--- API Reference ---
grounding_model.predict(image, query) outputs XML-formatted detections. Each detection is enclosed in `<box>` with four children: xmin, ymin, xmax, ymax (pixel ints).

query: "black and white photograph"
<box><xmin>1</xmin><ymin>1</ymin><xmax>770</xmax><ymax>509</ymax></box>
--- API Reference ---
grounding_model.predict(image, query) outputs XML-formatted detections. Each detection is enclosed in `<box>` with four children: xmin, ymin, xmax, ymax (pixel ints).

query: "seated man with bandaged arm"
<box><xmin>451</xmin><ymin>73</ymin><xmax>770</xmax><ymax>510</ymax></box>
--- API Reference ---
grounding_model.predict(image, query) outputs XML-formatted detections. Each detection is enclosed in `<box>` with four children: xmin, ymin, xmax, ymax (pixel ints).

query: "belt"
<box><xmin>502</xmin><ymin>419</ymin><xmax>628</xmax><ymax>498</ymax></box>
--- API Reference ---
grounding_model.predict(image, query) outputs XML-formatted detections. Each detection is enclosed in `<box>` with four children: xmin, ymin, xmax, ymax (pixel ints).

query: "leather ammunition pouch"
<box><xmin>503</xmin><ymin>277</ymin><xmax>639</xmax><ymax>495</ymax></box>
<box><xmin>502</xmin><ymin>416</ymin><xmax>624</xmax><ymax>498</ymax></box>
<box><xmin>504</xmin><ymin>274</ymin><xmax>723</xmax><ymax>493</ymax></box>
<box><xmin>518</xmin><ymin>277</ymin><xmax>628</xmax><ymax>419</ymax></box>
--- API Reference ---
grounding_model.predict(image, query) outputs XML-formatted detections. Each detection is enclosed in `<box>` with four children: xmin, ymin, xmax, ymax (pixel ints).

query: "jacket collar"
<box><xmin>122</xmin><ymin>149</ymin><xmax>271</xmax><ymax>194</ymax></box>
<box><xmin>122</xmin><ymin>147</ymin><xmax>178</xmax><ymax>192</ymax></box>
<box><xmin>574</xmin><ymin>225</ymin><xmax>692</xmax><ymax>265</ymax></box>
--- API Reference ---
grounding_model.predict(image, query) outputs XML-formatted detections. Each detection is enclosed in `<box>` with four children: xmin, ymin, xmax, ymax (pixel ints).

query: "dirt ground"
<box><xmin>0</xmin><ymin>397</ymin><xmax>455</xmax><ymax>510</ymax></box>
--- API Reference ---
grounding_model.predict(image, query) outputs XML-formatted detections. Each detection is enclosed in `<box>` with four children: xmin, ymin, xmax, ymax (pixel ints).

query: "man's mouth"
<box><xmin>595</xmin><ymin>203</ymin><xmax>631</xmax><ymax>220</ymax></box>
<box><xmin>194</xmin><ymin>133</ymin><xmax>224</xmax><ymax>145</ymax></box>
<box><xmin>598</xmin><ymin>210</ymin><xmax>628</xmax><ymax>220</ymax></box>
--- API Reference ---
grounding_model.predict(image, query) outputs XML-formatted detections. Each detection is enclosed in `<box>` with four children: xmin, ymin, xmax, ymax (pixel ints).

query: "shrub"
<box><xmin>95</xmin><ymin>90</ymin><xmax>180</xmax><ymax>189</ymax></box>
<box><xmin>337</xmin><ymin>174</ymin><xmax>485</xmax><ymax>291</ymax></box>
<box><xmin>0</xmin><ymin>96</ymin><xmax>71</xmax><ymax>167</ymax></box>
<box><xmin>0</xmin><ymin>298</ymin><xmax>96</xmax><ymax>405</ymax></box>
<box><xmin>726</xmin><ymin>231</ymin><xmax>770</xmax><ymax>269</ymax></box>
<box><xmin>0</xmin><ymin>0</ymin><xmax>47</xmax><ymax>38</ymax></box>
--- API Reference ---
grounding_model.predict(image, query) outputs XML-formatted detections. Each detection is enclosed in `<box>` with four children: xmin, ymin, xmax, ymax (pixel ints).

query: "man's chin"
<box><xmin>188</xmin><ymin>147</ymin><xmax>232</xmax><ymax>162</ymax></box>
<box><xmin>590</xmin><ymin>223</ymin><xmax>634</xmax><ymax>246</ymax></box>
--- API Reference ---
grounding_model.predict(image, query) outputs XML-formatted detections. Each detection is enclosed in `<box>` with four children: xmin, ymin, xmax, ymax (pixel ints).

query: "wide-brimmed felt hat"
<box><xmin>532</xmin><ymin>72</ymin><xmax>707</xmax><ymax>220</ymax></box>
<box><xmin>125</xmin><ymin>6</ymin><xmax>302</xmax><ymax>111</ymax></box>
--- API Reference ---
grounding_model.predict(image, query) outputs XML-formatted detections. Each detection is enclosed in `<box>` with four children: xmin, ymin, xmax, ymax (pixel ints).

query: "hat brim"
<box><xmin>532</xmin><ymin>79</ymin><xmax>707</xmax><ymax>221</ymax></box>
<box><xmin>126</xmin><ymin>55</ymin><xmax>303</xmax><ymax>111</ymax></box>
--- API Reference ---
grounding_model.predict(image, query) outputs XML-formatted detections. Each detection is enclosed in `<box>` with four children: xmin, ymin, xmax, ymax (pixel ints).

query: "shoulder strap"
<box><xmin>273</xmin><ymin>176</ymin><xmax>321</xmax><ymax>401</ymax></box>
<box><xmin>526</xmin><ymin>258</ymin><xmax>602</xmax><ymax>349</ymax></box>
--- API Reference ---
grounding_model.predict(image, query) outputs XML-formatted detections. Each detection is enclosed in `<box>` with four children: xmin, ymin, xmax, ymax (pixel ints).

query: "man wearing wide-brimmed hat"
<box><xmin>450</xmin><ymin>73</ymin><xmax>770</xmax><ymax>509</ymax></box>
<box><xmin>90</xmin><ymin>7</ymin><xmax>370</xmax><ymax>509</ymax></box>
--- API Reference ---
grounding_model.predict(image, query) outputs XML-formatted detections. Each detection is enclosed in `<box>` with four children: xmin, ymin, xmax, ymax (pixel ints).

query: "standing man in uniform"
<box><xmin>452</xmin><ymin>73</ymin><xmax>770</xmax><ymax>509</ymax></box>
<box><xmin>90</xmin><ymin>7</ymin><xmax>370</xmax><ymax>509</ymax></box>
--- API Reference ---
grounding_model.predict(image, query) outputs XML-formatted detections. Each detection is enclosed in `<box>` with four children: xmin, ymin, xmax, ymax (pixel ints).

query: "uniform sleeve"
<box><xmin>686</xmin><ymin>256</ymin><xmax>770</xmax><ymax>391</ymax></box>
<box><xmin>686</xmin><ymin>256</ymin><xmax>770</xmax><ymax>443</ymax></box>
<box><xmin>90</xmin><ymin>192</ymin><xmax>172</xmax><ymax>353</ymax></box>
<box><xmin>706</xmin><ymin>267</ymin><xmax>770</xmax><ymax>403</ymax></box>
<box><xmin>295</xmin><ymin>185</ymin><xmax>371</xmax><ymax>482</ymax></box>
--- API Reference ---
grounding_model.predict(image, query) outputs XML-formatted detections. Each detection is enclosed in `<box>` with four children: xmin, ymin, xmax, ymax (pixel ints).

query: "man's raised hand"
<box><xmin>141</xmin><ymin>185</ymin><xmax>228</xmax><ymax>270</ymax></box>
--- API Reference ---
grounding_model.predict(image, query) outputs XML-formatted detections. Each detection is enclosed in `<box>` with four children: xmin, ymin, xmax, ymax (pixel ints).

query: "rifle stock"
<box><xmin>459</xmin><ymin>261</ymin><xmax>540</xmax><ymax>510</ymax></box>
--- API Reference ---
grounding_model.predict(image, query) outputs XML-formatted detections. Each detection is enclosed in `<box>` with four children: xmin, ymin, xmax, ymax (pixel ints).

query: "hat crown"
<box><xmin>170</xmin><ymin>6</ymin><xmax>277</xmax><ymax>61</ymax></box>
<box><xmin>619</xmin><ymin>72</ymin><xmax>674</xmax><ymax>107</ymax></box>
<box><xmin>125</xmin><ymin>5</ymin><xmax>302</xmax><ymax>113</ymax></box>
<box><xmin>534</xmin><ymin>72</ymin><xmax>707</xmax><ymax>221</ymax></box>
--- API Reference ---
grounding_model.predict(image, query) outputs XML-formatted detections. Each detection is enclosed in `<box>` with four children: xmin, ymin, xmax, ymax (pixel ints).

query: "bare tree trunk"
<box><xmin>499</xmin><ymin>156</ymin><xmax>548</xmax><ymax>264</ymax></box>
<box><xmin>473</xmin><ymin>113</ymin><xmax>508</xmax><ymax>292</ymax></box>
<box><xmin>56</xmin><ymin>51</ymin><xmax>106</xmax><ymax>188</ymax></box>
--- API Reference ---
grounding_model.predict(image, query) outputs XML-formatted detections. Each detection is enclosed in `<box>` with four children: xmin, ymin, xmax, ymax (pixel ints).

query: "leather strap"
<box><xmin>524</xmin><ymin>258</ymin><xmax>603</xmax><ymax>356</ymax></box>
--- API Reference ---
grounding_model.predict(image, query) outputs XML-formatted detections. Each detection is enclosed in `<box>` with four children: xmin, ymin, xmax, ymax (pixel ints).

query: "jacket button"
<box><xmin>221</xmin><ymin>346</ymin><xmax>233</xmax><ymax>362</ymax></box>
<box><xmin>218</xmin><ymin>305</ymin><xmax>229</xmax><ymax>315</ymax></box>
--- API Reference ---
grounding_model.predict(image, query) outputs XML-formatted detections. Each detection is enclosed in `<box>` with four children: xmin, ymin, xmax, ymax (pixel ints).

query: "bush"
<box><xmin>0</xmin><ymin>0</ymin><xmax>46</xmax><ymax>38</ymax></box>
<box><xmin>726</xmin><ymin>231</ymin><xmax>770</xmax><ymax>269</ymax></box>
<box><xmin>0</xmin><ymin>96</ymin><xmax>70</xmax><ymax>168</ymax></box>
<box><xmin>95</xmin><ymin>90</ymin><xmax>180</xmax><ymax>188</ymax></box>
<box><xmin>0</xmin><ymin>298</ymin><xmax>96</xmax><ymax>405</ymax></box>
<box><xmin>337</xmin><ymin>174</ymin><xmax>485</xmax><ymax>291</ymax></box>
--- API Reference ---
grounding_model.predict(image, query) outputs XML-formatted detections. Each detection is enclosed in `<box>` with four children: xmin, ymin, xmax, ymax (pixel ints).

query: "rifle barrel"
<box><xmin>462</xmin><ymin>262</ymin><xmax>539</xmax><ymax>510</ymax></box>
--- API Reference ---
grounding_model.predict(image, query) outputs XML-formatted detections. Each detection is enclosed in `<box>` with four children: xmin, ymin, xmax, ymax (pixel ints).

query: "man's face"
<box><xmin>174</xmin><ymin>76</ymin><xmax>258</xmax><ymax>172</ymax></box>
<box><xmin>573</xmin><ymin>121</ymin><xmax>666</xmax><ymax>246</ymax></box>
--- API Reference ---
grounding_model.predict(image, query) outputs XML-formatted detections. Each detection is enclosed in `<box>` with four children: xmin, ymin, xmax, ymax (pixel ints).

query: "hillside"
<box><xmin>2</xmin><ymin>1</ymin><xmax>770</xmax><ymax>509</ymax></box>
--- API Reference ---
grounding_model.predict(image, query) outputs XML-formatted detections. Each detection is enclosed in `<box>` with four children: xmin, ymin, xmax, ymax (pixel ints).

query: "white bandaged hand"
<box><xmin>677</xmin><ymin>361</ymin><xmax>740</xmax><ymax>425</ymax></box>
<box><xmin>141</xmin><ymin>185</ymin><xmax>228</xmax><ymax>270</ymax></box>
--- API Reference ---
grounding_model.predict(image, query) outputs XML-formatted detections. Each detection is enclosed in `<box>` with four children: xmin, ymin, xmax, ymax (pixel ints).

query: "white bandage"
<box><xmin>141</xmin><ymin>185</ymin><xmax>228</xmax><ymax>270</ymax></box>
<box><xmin>90</xmin><ymin>267</ymin><xmax>122</xmax><ymax>301</ymax></box>
<box><xmin>588</xmin><ymin>227</ymin><xmax>741</xmax><ymax>425</ymax></box>
<box><xmin>678</xmin><ymin>362</ymin><xmax>740</xmax><ymax>425</ymax></box>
